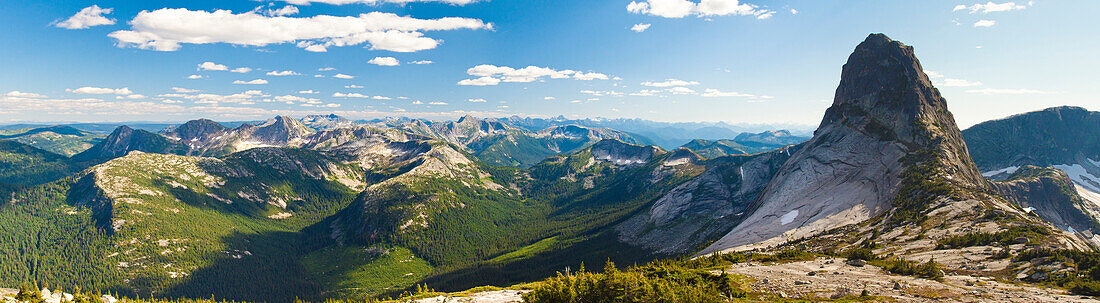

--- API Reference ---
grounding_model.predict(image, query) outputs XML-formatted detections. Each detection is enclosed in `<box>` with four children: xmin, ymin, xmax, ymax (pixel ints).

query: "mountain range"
<box><xmin>1</xmin><ymin>34</ymin><xmax>1099</xmax><ymax>302</ymax></box>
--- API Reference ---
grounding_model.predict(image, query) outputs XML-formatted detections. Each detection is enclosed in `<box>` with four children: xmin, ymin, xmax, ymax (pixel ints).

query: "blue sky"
<box><xmin>0</xmin><ymin>0</ymin><xmax>1096</xmax><ymax>128</ymax></box>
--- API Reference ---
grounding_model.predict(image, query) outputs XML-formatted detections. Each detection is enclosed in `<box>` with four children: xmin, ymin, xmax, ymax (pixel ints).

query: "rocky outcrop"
<box><xmin>964</xmin><ymin>106</ymin><xmax>1100</xmax><ymax>172</ymax></box>
<box><xmin>991</xmin><ymin>166</ymin><xmax>1100</xmax><ymax>242</ymax></box>
<box><xmin>617</xmin><ymin>144</ymin><xmax>800</xmax><ymax>254</ymax></box>
<box><xmin>699</xmin><ymin>33</ymin><xmax>988</xmax><ymax>254</ymax></box>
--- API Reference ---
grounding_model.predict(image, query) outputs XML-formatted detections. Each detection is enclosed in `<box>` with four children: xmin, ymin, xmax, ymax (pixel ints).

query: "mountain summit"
<box><xmin>700</xmin><ymin>34</ymin><xmax>997</xmax><ymax>253</ymax></box>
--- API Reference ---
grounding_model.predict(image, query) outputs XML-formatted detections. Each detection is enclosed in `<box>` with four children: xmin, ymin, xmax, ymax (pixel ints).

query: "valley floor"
<box><xmin>723</xmin><ymin>257</ymin><xmax>1092</xmax><ymax>302</ymax></box>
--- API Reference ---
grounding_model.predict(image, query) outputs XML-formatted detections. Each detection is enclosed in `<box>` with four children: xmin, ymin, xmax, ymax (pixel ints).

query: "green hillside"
<box><xmin>0</xmin><ymin>140</ymin><xmax>84</xmax><ymax>185</ymax></box>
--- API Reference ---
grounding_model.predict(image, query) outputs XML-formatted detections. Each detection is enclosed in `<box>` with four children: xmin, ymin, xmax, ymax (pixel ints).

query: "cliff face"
<box><xmin>699</xmin><ymin>34</ymin><xmax>989</xmax><ymax>254</ymax></box>
<box><xmin>617</xmin><ymin>144</ymin><xmax>801</xmax><ymax>254</ymax></box>
<box><xmin>991</xmin><ymin>166</ymin><xmax>1100</xmax><ymax>242</ymax></box>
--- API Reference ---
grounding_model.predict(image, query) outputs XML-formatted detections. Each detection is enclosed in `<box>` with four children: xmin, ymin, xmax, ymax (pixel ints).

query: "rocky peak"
<box><xmin>822</xmin><ymin>33</ymin><xmax>985</xmax><ymax>186</ymax></box>
<box><xmin>590</xmin><ymin>139</ymin><xmax>663</xmax><ymax>166</ymax></box>
<box><xmin>72</xmin><ymin>125</ymin><xmax>188</xmax><ymax>162</ymax></box>
<box><xmin>698</xmin><ymin>33</ymin><xmax>987</xmax><ymax>254</ymax></box>
<box><xmin>164</xmin><ymin>119</ymin><xmax>228</xmax><ymax>141</ymax></box>
<box><xmin>250</xmin><ymin>116</ymin><xmax>314</xmax><ymax>143</ymax></box>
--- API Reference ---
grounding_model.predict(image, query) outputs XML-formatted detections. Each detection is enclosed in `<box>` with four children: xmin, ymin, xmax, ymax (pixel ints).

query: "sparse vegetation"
<box><xmin>522</xmin><ymin>260</ymin><xmax>747</xmax><ymax>303</ymax></box>
<box><xmin>935</xmin><ymin>225</ymin><xmax>1050</xmax><ymax>249</ymax></box>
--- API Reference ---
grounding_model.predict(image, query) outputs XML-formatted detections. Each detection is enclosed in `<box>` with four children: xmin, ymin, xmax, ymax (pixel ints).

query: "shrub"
<box><xmin>522</xmin><ymin>260</ymin><xmax>746</xmax><ymax>303</ymax></box>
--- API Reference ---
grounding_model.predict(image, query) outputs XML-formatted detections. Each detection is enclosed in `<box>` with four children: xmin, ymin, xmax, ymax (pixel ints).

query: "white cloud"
<box><xmin>345</xmin><ymin>85</ymin><xmax>364</xmax><ymax>88</ymax></box>
<box><xmin>231</xmin><ymin>67</ymin><xmax>253</xmax><ymax>73</ymax></box>
<box><xmin>940</xmin><ymin>78</ymin><xmax>983</xmax><ymax>87</ymax></box>
<box><xmin>172</xmin><ymin>87</ymin><xmax>200</xmax><ymax>93</ymax></box>
<box><xmin>700</xmin><ymin>88</ymin><xmax>755</xmax><ymax>97</ymax></box>
<box><xmin>409</xmin><ymin>60</ymin><xmax>434</xmax><ymax>64</ymax></box>
<box><xmin>543</xmin><ymin>96</ymin><xmax>556</xmax><ymax>100</ymax></box>
<box><xmin>429</xmin><ymin>101</ymin><xmax>448</xmax><ymax>105</ymax></box>
<box><xmin>641</xmin><ymin>79</ymin><xmax>699</xmax><ymax>87</ymax></box>
<box><xmin>67</xmin><ymin>87</ymin><xmax>132</xmax><ymax>95</ymax></box>
<box><xmin>966</xmin><ymin>88</ymin><xmax>1055</xmax><ymax>95</ymax></box>
<box><xmin>334</xmin><ymin>74</ymin><xmax>355</xmax><ymax>79</ymax></box>
<box><xmin>467</xmin><ymin>98</ymin><xmax>487</xmax><ymax>102</ymax></box>
<box><xmin>368</xmin><ymin>56</ymin><xmax>400</xmax><ymax>66</ymax></box>
<box><xmin>56</xmin><ymin>5</ymin><xmax>115</xmax><ymax>29</ymax></box>
<box><xmin>233</xmin><ymin>79</ymin><xmax>268</xmax><ymax>85</ymax></box>
<box><xmin>267</xmin><ymin>6</ymin><xmax>299</xmax><ymax>16</ymax></box>
<box><xmin>6</xmin><ymin>91</ymin><xmax>47</xmax><ymax>98</ymax></box>
<box><xmin>631</xmin><ymin>23</ymin><xmax>651</xmax><ymax>32</ymax></box>
<box><xmin>267</xmin><ymin>70</ymin><xmax>300</xmax><ymax>76</ymax></box>
<box><xmin>629</xmin><ymin>89</ymin><xmax>661</xmax><ymax>96</ymax></box>
<box><xmin>123</xmin><ymin>94</ymin><xmax>147</xmax><ymax>99</ymax></box>
<box><xmin>333</xmin><ymin>92</ymin><xmax>370</xmax><ymax>98</ymax></box>
<box><xmin>109</xmin><ymin>9</ymin><xmax>492</xmax><ymax>52</ymax></box>
<box><xmin>274</xmin><ymin>95</ymin><xmax>320</xmax><ymax>104</ymax></box>
<box><xmin>954</xmin><ymin>2</ymin><xmax>1027</xmax><ymax>14</ymax></box>
<box><xmin>974</xmin><ymin>19</ymin><xmax>996</xmax><ymax>27</ymax></box>
<box><xmin>925</xmin><ymin>70</ymin><xmax>944</xmax><ymax>78</ymax></box>
<box><xmin>627</xmin><ymin>0</ymin><xmax>774</xmax><ymax>19</ymax></box>
<box><xmin>318</xmin><ymin>67</ymin><xmax>336</xmax><ymax>71</ymax></box>
<box><xmin>187</xmin><ymin>74</ymin><xmax>204</xmax><ymax>79</ymax></box>
<box><xmin>574</xmin><ymin>72</ymin><xmax>609</xmax><ymax>81</ymax></box>
<box><xmin>373</xmin><ymin>96</ymin><xmax>392</xmax><ymax>100</ymax></box>
<box><xmin>299</xmin><ymin>90</ymin><xmax>319</xmax><ymax>94</ymax></box>
<box><xmin>460</xmin><ymin>64</ymin><xmax>611</xmax><ymax>85</ymax></box>
<box><xmin>666</xmin><ymin>87</ymin><xmax>696</xmax><ymax>94</ymax></box>
<box><xmin>162</xmin><ymin>99</ymin><xmax>183</xmax><ymax>104</ymax></box>
<box><xmin>790</xmin><ymin>8</ymin><xmax>798</xmax><ymax>14</ymax></box>
<box><xmin>198</xmin><ymin>62</ymin><xmax>229</xmax><ymax>71</ymax></box>
<box><xmin>457</xmin><ymin>76</ymin><xmax>502</xmax><ymax>86</ymax></box>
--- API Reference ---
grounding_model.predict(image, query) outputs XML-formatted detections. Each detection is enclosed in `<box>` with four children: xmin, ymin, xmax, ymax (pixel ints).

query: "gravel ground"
<box><xmin>722</xmin><ymin>257</ymin><xmax>1095</xmax><ymax>302</ymax></box>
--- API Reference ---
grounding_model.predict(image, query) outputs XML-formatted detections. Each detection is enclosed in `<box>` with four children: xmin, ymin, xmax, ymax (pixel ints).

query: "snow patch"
<box><xmin>981</xmin><ymin>166</ymin><xmax>1019</xmax><ymax>177</ymax></box>
<box><xmin>780</xmin><ymin>210</ymin><xmax>798</xmax><ymax>226</ymax></box>
<box><xmin>1053</xmin><ymin>164</ymin><xmax>1100</xmax><ymax>193</ymax></box>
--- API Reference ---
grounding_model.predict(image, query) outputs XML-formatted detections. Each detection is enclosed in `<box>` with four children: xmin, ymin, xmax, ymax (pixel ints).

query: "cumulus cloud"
<box><xmin>467</xmin><ymin>98</ymin><xmax>486</xmax><ymax>102</ymax></box>
<box><xmin>267</xmin><ymin>70</ymin><xmax>301</xmax><ymax>76</ymax></box>
<box><xmin>231</xmin><ymin>67</ymin><xmax>253</xmax><ymax>73</ymax></box>
<box><xmin>457</xmin><ymin>64</ymin><xmax>611</xmax><ymax>85</ymax></box>
<box><xmin>543</xmin><ymin>96</ymin><xmax>556</xmax><ymax>100</ymax></box>
<box><xmin>666</xmin><ymin>87</ymin><xmax>696</xmax><ymax>95</ymax></box>
<box><xmin>318</xmin><ymin>67</ymin><xmax>336</xmax><ymax>71</ymax></box>
<box><xmin>974</xmin><ymin>19</ymin><xmax>996</xmax><ymax>27</ymax></box>
<box><xmin>233</xmin><ymin>79</ymin><xmax>268</xmax><ymax>85</ymax></box>
<box><xmin>627</xmin><ymin>0</ymin><xmax>774</xmax><ymax>19</ymax></box>
<box><xmin>274</xmin><ymin>95</ymin><xmax>320</xmax><ymax>104</ymax></box>
<box><xmin>641</xmin><ymin>79</ymin><xmax>699</xmax><ymax>87</ymax></box>
<box><xmin>457</xmin><ymin>76</ymin><xmax>501</xmax><ymax>86</ymax></box>
<box><xmin>67</xmin><ymin>87</ymin><xmax>132</xmax><ymax>95</ymax></box>
<box><xmin>198</xmin><ymin>62</ymin><xmax>229</xmax><ymax>71</ymax></box>
<box><xmin>333</xmin><ymin>74</ymin><xmax>355</xmax><ymax>79</ymax></box>
<box><xmin>345</xmin><ymin>85</ymin><xmax>364</xmax><ymax>88</ymax></box>
<box><xmin>56</xmin><ymin>5</ymin><xmax>115</xmax><ymax>29</ymax></box>
<box><xmin>429</xmin><ymin>101</ymin><xmax>448</xmax><ymax>105</ymax></box>
<box><xmin>299</xmin><ymin>90</ymin><xmax>319</xmax><ymax>94</ymax></box>
<box><xmin>108</xmin><ymin>9</ymin><xmax>492</xmax><ymax>52</ymax></box>
<box><xmin>172</xmin><ymin>87</ymin><xmax>200</xmax><ymax>93</ymax></box>
<box><xmin>631</xmin><ymin>23</ymin><xmax>651</xmax><ymax>32</ymax></box>
<box><xmin>953</xmin><ymin>2</ymin><xmax>1027</xmax><ymax>14</ymax></box>
<box><xmin>187</xmin><ymin>75</ymin><xmax>204</xmax><ymax>79</ymax></box>
<box><xmin>333</xmin><ymin>92</ymin><xmax>369</xmax><ymax>98</ymax></box>
<box><xmin>368</xmin><ymin>56</ymin><xmax>400</xmax><ymax>66</ymax></box>
<box><xmin>409</xmin><ymin>60</ymin><xmax>433</xmax><ymax>64</ymax></box>
<box><xmin>6</xmin><ymin>91</ymin><xmax>47</xmax><ymax>98</ymax></box>
<box><xmin>267</xmin><ymin>6</ymin><xmax>299</xmax><ymax>16</ymax></box>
